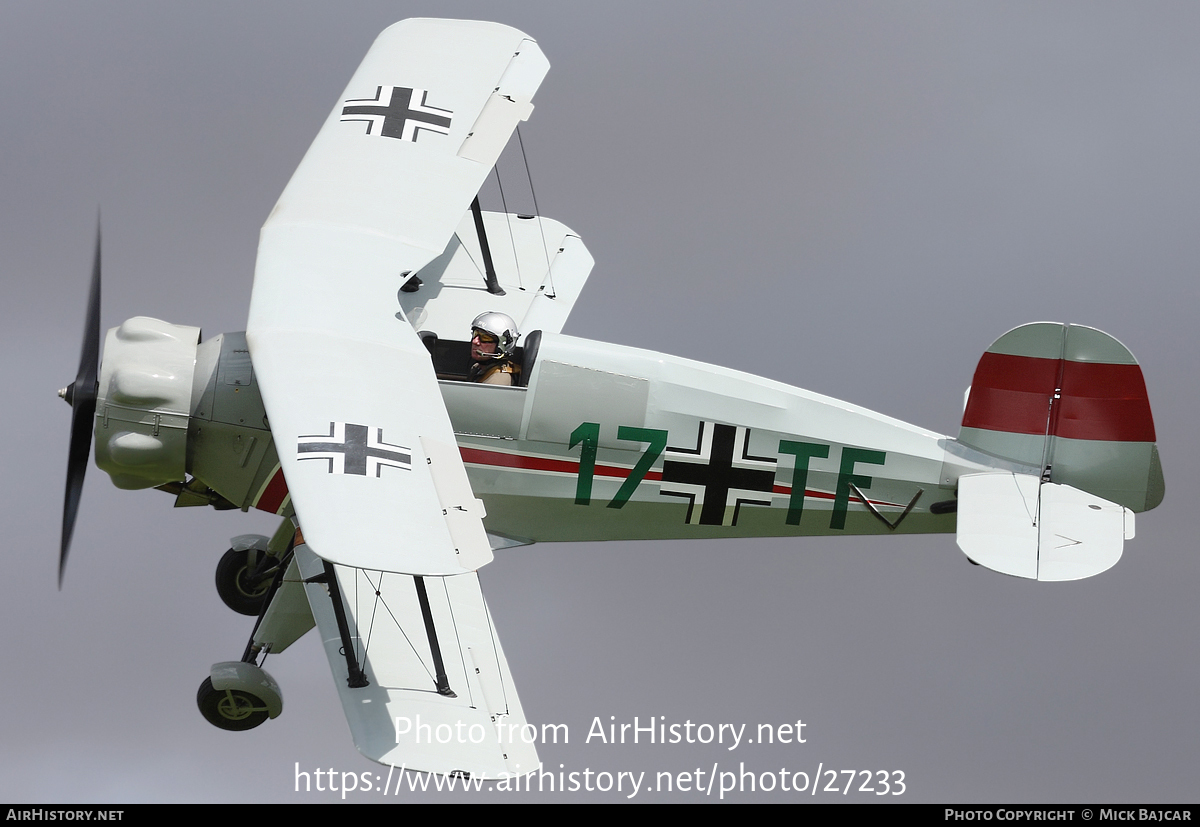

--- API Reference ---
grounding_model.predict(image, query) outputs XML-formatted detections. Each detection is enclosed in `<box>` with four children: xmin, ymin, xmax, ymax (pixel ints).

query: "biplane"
<box><xmin>58</xmin><ymin>19</ymin><xmax>1164</xmax><ymax>779</ymax></box>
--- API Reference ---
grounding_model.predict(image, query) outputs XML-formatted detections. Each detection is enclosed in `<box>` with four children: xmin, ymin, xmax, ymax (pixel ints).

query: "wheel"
<box><xmin>196</xmin><ymin>677</ymin><xmax>270</xmax><ymax>731</ymax></box>
<box><xmin>215</xmin><ymin>548</ymin><xmax>276</xmax><ymax>615</ymax></box>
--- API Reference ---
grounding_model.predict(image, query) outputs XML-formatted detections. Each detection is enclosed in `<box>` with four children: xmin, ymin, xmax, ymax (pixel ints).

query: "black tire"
<box><xmin>215</xmin><ymin>548</ymin><xmax>275</xmax><ymax>616</ymax></box>
<box><xmin>196</xmin><ymin>677</ymin><xmax>270</xmax><ymax>731</ymax></box>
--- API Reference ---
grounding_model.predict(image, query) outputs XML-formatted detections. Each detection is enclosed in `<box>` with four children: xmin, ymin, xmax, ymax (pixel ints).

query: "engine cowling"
<box><xmin>93</xmin><ymin>317</ymin><xmax>284</xmax><ymax>514</ymax></box>
<box><xmin>95</xmin><ymin>317</ymin><xmax>199</xmax><ymax>490</ymax></box>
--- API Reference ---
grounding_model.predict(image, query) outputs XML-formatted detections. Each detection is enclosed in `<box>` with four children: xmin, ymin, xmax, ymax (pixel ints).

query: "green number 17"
<box><xmin>569</xmin><ymin>422</ymin><xmax>667</xmax><ymax>508</ymax></box>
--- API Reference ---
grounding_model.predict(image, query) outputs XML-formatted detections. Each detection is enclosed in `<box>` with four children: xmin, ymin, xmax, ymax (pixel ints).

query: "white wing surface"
<box><xmin>294</xmin><ymin>544</ymin><xmax>538</xmax><ymax>777</ymax></box>
<box><xmin>246</xmin><ymin>20</ymin><xmax>549</xmax><ymax>574</ymax></box>
<box><xmin>399</xmin><ymin>211</ymin><xmax>595</xmax><ymax>339</ymax></box>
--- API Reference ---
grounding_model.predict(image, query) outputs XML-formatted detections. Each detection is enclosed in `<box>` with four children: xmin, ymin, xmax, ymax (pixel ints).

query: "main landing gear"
<box><xmin>199</xmin><ymin>522</ymin><xmax>298</xmax><ymax>733</ymax></box>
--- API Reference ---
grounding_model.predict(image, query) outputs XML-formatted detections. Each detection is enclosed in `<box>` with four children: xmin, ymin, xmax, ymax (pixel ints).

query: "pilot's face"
<box><xmin>471</xmin><ymin>329</ymin><xmax>498</xmax><ymax>361</ymax></box>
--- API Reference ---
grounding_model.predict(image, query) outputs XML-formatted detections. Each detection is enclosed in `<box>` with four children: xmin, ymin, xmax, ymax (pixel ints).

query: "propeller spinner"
<box><xmin>58</xmin><ymin>225</ymin><xmax>101</xmax><ymax>587</ymax></box>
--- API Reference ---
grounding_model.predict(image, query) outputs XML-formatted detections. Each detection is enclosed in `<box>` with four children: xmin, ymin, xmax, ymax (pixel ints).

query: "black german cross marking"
<box><xmin>340</xmin><ymin>86</ymin><xmax>452</xmax><ymax>142</ymax></box>
<box><xmin>297</xmin><ymin>422</ymin><xmax>411</xmax><ymax>477</ymax></box>
<box><xmin>660</xmin><ymin>422</ymin><xmax>776</xmax><ymax>526</ymax></box>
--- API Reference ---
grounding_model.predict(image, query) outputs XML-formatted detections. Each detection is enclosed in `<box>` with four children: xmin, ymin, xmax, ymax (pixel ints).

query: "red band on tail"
<box><xmin>963</xmin><ymin>352</ymin><xmax>1155</xmax><ymax>442</ymax></box>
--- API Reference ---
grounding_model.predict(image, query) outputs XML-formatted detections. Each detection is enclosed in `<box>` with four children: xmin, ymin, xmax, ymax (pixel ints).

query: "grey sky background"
<box><xmin>2</xmin><ymin>1</ymin><xmax>1197</xmax><ymax>803</ymax></box>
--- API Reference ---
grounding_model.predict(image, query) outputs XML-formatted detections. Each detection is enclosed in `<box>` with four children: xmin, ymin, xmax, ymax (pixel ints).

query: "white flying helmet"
<box><xmin>470</xmin><ymin>311</ymin><xmax>519</xmax><ymax>360</ymax></box>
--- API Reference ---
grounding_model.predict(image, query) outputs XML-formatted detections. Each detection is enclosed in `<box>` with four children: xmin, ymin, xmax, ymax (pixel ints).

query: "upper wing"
<box><xmin>398</xmin><ymin>211</ymin><xmax>596</xmax><ymax>340</ymax></box>
<box><xmin>246</xmin><ymin>20</ymin><xmax>549</xmax><ymax>574</ymax></box>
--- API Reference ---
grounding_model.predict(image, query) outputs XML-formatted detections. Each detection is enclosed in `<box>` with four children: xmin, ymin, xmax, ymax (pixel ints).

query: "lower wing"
<box><xmin>294</xmin><ymin>542</ymin><xmax>538</xmax><ymax>777</ymax></box>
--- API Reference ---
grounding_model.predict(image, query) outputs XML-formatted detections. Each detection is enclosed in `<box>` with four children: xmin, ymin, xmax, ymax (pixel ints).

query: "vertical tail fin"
<box><xmin>958</xmin><ymin>322</ymin><xmax>1163</xmax><ymax>512</ymax></box>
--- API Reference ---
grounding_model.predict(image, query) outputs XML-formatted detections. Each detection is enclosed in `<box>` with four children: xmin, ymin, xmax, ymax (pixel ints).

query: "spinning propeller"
<box><xmin>58</xmin><ymin>224</ymin><xmax>101</xmax><ymax>587</ymax></box>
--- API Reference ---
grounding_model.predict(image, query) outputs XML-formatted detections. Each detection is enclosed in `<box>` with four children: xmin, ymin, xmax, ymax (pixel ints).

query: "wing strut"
<box><xmin>308</xmin><ymin>561</ymin><xmax>369</xmax><ymax>688</ymax></box>
<box><xmin>414</xmin><ymin>576</ymin><xmax>457</xmax><ymax>697</ymax></box>
<box><xmin>470</xmin><ymin>196</ymin><xmax>506</xmax><ymax>296</ymax></box>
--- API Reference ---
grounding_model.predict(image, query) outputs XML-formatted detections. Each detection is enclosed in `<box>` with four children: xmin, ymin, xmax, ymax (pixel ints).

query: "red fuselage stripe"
<box><xmin>244</xmin><ymin>448</ymin><xmax>905</xmax><ymax>516</ymax></box>
<box><xmin>255</xmin><ymin>468</ymin><xmax>289</xmax><ymax>514</ymax></box>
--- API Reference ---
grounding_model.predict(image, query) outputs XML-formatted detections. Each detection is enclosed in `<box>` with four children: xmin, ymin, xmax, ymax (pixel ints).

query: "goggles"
<box><xmin>472</xmin><ymin>329</ymin><xmax>499</xmax><ymax>344</ymax></box>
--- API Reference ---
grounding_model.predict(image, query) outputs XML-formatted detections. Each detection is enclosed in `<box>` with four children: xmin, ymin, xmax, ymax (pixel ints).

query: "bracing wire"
<box><xmin>493</xmin><ymin>165</ymin><xmax>524</xmax><ymax>290</ymax></box>
<box><xmin>516</xmin><ymin>125</ymin><xmax>555</xmax><ymax>297</ymax></box>
<box><xmin>361</xmin><ymin>569</ymin><xmax>436</xmax><ymax>685</ymax></box>
<box><xmin>437</xmin><ymin>577</ymin><xmax>475</xmax><ymax>709</ymax></box>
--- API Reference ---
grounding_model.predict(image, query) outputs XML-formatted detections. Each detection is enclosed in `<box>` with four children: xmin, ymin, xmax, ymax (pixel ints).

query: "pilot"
<box><xmin>468</xmin><ymin>311</ymin><xmax>520</xmax><ymax>385</ymax></box>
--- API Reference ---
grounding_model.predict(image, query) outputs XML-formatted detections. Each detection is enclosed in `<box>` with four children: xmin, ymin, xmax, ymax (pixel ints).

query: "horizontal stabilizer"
<box><xmin>295</xmin><ymin>544</ymin><xmax>538</xmax><ymax>778</ymax></box>
<box><xmin>957</xmin><ymin>472</ymin><xmax>1133</xmax><ymax>581</ymax></box>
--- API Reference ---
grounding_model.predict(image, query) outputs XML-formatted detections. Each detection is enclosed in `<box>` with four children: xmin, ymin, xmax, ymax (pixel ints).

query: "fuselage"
<box><xmin>443</xmin><ymin>331</ymin><xmax>977</xmax><ymax>543</ymax></box>
<box><xmin>106</xmin><ymin>325</ymin><xmax>992</xmax><ymax>542</ymax></box>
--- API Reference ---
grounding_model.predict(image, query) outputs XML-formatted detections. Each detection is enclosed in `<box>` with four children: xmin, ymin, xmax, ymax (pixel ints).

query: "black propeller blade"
<box><xmin>59</xmin><ymin>224</ymin><xmax>102</xmax><ymax>587</ymax></box>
